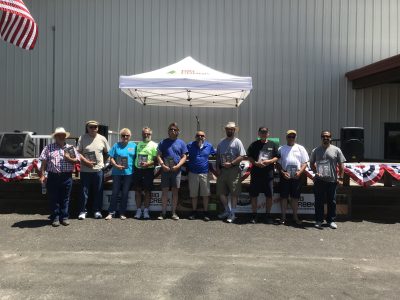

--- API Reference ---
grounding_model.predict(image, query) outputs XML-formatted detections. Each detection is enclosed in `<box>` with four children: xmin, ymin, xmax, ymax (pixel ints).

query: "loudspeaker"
<box><xmin>0</xmin><ymin>133</ymin><xmax>35</xmax><ymax>158</ymax></box>
<box><xmin>340</xmin><ymin>127</ymin><xmax>364</xmax><ymax>162</ymax></box>
<box><xmin>97</xmin><ymin>125</ymin><xmax>109</xmax><ymax>140</ymax></box>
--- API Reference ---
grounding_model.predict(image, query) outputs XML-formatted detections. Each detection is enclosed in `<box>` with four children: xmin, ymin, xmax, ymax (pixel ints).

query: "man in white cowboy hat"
<box><xmin>77</xmin><ymin>120</ymin><xmax>110</xmax><ymax>220</ymax></box>
<box><xmin>216</xmin><ymin>121</ymin><xmax>246</xmax><ymax>223</ymax></box>
<box><xmin>39</xmin><ymin>127</ymin><xmax>80</xmax><ymax>227</ymax></box>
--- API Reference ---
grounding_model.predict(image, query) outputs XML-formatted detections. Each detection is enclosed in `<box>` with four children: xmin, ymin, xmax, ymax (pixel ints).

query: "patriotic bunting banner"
<box><xmin>0</xmin><ymin>0</ymin><xmax>38</xmax><ymax>50</ymax></box>
<box><xmin>343</xmin><ymin>163</ymin><xmax>385</xmax><ymax>187</ymax></box>
<box><xmin>0</xmin><ymin>159</ymin><xmax>39</xmax><ymax>182</ymax></box>
<box><xmin>382</xmin><ymin>164</ymin><xmax>400</xmax><ymax>181</ymax></box>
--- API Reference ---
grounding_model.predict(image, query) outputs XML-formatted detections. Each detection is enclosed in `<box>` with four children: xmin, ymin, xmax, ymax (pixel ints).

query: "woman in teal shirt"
<box><xmin>105</xmin><ymin>128</ymin><xmax>136</xmax><ymax>220</ymax></box>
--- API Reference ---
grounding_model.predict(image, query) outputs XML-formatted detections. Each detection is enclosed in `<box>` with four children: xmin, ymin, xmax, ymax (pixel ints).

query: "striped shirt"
<box><xmin>39</xmin><ymin>143</ymin><xmax>80</xmax><ymax>174</ymax></box>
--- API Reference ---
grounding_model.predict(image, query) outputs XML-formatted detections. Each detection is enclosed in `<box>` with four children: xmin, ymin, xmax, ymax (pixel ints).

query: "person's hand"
<box><xmin>140</xmin><ymin>162</ymin><xmax>150</xmax><ymax>168</ymax></box>
<box><xmin>84</xmin><ymin>160</ymin><xmax>95</xmax><ymax>168</ymax></box>
<box><xmin>337</xmin><ymin>178</ymin><xmax>344</xmax><ymax>185</ymax></box>
<box><xmin>254</xmin><ymin>162</ymin><xmax>265</xmax><ymax>168</ymax></box>
<box><xmin>282</xmin><ymin>171</ymin><xmax>290</xmax><ymax>180</ymax></box>
<box><xmin>162</xmin><ymin>164</ymin><xmax>170</xmax><ymax>172</ymax></box>
<box><xmin>64</xmin><ymin>152</ymin><xmax>71</xmax><ymax>159</ymax></box>
<box><xmin>171</xmin><ymin>165</ymin><xmax>180</xmax><ymax>172</ymax></box>
<box><xmin>294</xmin><ymin>171</ymin><xmax>302</xmax><ymax>179</ymax></box>
<box><xmin>223</xmin><ymin>162</ymin><xmax>232</xmax><ymax>168</ymax></box>
<box><xmin>262</xmin><ymin>159</ymin><xmax>271</xmax><ymax>166</ymax></box>
<box><xmin>116</xmin><ymin>164</ymin><xmax>125</xmax><ymax>170</ymax></box>
<box><xmin>214</xmin><ymin>169</ymin><xmax>221</xmax><ymax>177</ymax></box>
<box><xmin>39</xmin><ymin>175</ymin><xmax>46</xmax><ymax>184</ymax></box>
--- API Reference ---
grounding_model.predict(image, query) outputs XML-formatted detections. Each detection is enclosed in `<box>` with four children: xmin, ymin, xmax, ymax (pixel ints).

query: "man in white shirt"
<box><xmin>277</xmin><ymin>130</ymin><xmax>309</xmax><ymax>225</ymax></box>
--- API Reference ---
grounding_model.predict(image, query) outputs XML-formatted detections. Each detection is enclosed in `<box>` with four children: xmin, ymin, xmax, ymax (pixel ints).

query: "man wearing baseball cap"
<box><xmin>39</xmin><ymin>127</ymin><xmax>80</xmax><ymax>227</ymax></box>
<box><xmin>216</xmin><ymin>122</ymin><xmax>246</xmax><ymax>223</ymax></box>
<box><xmin>277</xmin><ymin>130</ymin><xmax>309</xmax><ymax>225</ymax></box>
<box><xmin>77</xmin><ymin>120</ymin><xmax>110</xmax><ymax>220</ymax></box>
<box><xmin>247</xmin><ymin>127</ymin><xmax>279</xmax><ymax>224</ymax></box>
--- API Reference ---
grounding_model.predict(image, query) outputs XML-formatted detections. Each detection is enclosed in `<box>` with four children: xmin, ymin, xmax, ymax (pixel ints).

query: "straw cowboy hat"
<box><xmin>52</xmin><ymin>127</ymin><xmax>70</xmax><ymax>138</ymax></box>
<box><xmin>224</xmin><ymin>121</ymin><xmax>239</xmax><ymax>132</ymax></box>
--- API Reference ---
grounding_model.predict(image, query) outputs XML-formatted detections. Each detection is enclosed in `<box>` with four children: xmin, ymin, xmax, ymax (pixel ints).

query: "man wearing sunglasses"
<box><xmin>133</xmin><ymin>127</ymin><xmax>158</xmax><ymax>219</ymax></box>
<box><xmin>157</xmin><ymin>122</ymin><xmax>188</xmax><ymax>220</ymax></box>
<box><xmin>310</xmin><ymin>130</ymin><xmax>346</xmax><ymax>229</ymax></box>
<box><xmin>186</xmin><ymin>130</ymin><xmax>216</xmax><ymax>221</ymax></box>
<box><xmin>277</xmin><ymin>130</ymin><xmax>309</xmax><ymax>225</ymax></box>
<box><xmin>77</xmin><ymin>120</ymin><xmax>110</xmax><ymax>220</ymax></box>
<box><xmin>247</xmin><ymin>127</ymin><xmax>279</xmax><ymax>224</ymax></box>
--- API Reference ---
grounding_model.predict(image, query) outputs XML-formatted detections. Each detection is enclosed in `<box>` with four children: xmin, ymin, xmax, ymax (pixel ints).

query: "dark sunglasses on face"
<box><xmin>121</xmin><ymin>134</ymin><xmax>130</xmax><ymax>138</ymax></box>
<box><xmin>89</xmin><ymin>126</ymin><xmax>98</xmax><ymax>129</ymax></box>
<box><xmin>169</xmin><ymin>128</ymin><xmax>178</xmax><ymax>132</ymax></box>
<box><xmin>259</xmin><ymin>130</ymin><xmax>268</xmax><ymax>134</ymax></box>
<box><xmin>287</xmin><ymin>135</ymin><xmax>296</xmax><ymax>139</ymax></box>
<box><xmin>196</xmin><ymin>135</ymin><xmax>205</xmax><ymax>138</ymax></box>
<box><xmin>321</xmin><ymin>135</ymin><xmax>331</xmax><ymax>138</ymax></box>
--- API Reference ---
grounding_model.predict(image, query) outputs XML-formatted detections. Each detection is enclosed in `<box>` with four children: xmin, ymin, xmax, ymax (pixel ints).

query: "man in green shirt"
<box><xmin>133</xmin><ymin>127</ymin><xmax>158</xmax><ymax>219</ymax></box>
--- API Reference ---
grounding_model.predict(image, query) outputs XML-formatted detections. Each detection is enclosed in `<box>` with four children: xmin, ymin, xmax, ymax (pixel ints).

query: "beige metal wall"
<box><xmin>1</xmin><ymin>0</ymin><xmax>400</xmax><ymax>158</ymax></box>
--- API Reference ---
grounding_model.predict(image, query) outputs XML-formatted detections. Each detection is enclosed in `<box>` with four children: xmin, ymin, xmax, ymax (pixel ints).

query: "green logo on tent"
<box><xmin>167</xmin><ymin>70</ymin><xmax>176</xmax><ymax>74</ymax></box>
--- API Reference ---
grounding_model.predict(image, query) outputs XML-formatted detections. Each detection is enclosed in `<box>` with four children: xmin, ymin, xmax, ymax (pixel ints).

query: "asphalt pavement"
<box><xmin>0</xmin><ymin>213</ymin><xmax>399</xmax><ymax>299</ymax></box>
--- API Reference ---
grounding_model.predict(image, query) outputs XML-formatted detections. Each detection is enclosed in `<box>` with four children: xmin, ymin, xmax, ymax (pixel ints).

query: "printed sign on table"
<box><xmin>103</xmin><ymin>190</ymin><xmax>172</xmax><ymax>211</ymax></box>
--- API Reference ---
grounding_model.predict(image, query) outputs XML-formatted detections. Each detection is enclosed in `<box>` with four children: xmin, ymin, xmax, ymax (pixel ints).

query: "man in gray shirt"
<box><xmin>310</xmin><ymin>130</ymin><xmax>346</xmax><ymax>229</ymax></box>
<box><xmin>216</xmin><ymin>122</ymin><xmax>246</xmax><ymax>223</ymax></box>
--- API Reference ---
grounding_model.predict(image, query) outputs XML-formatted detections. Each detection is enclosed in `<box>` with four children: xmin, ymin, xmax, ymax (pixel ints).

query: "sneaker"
<box><xmin>120</xmin><ymin>215</ymin><xmax>127</xmax><ymax>220</ymax></box>
<box><xmin>226</xmin><ymin>213</ymin><xmax>236</xmax><ymax>223</ymax></box>
<box><xmin>105</xmin><ymin>214</ymin><xmax>113</xmax><ymax>220</ymax></box>
<box><xmin>250</xmin><ymin>217</ymin><xmax>257</xmax><ymax>224</ymax></box>
<box><xmin>188</xmin><ymin>211</ymin><xmax>196</xmax><ymax>220</ymax></box>
<box><xmin>61</xmin><ymin>219</ymin><xmax>70</xmax><ymax>226</ymax></box>
<box><xmin>78</xmin><ymin>212</ymin><xmax>86</xmax><ymax>220</ymax></box>
<box><xmin>218</xmin><ymin>211</ymin><xmax>230</xmax><ymax>220</ymax></box>
<box><xmin>134</xmin><ymin>209</ymin><xmax>142</xmax><ymax>219</ymax></box>
<box><xmin>143</xmin><ymin>209</ymin><xmax>150</xmax><ymax>219</ymax></box>
<box><xmin>157</xmin><ymin>213</ymin><xmax>166</xmax><ymax>220</ymax></box>
<box><xmin>52</xmin><ymin>220</ymin><xmax>60</xmax><ymax>227</ymax></box>
<box><xmin>329</xmin><ymin>222</ymin><xmax>338</xmax><ymax>229</ymax></box>
<box><xmin>315</xmin><ymin>221</ymin><xmax>323</xmax><ymax>229</ymax></box>
<box><xmin>172</xmin><ymin>213</ymin><xmax>180</xmax><ymax>220</ymax></box>
<box><xmin>94</xmin><ymin>211</ymin><xmax>103</xmax><ymax>219</ymax></box>
<box><xmin>203</xmin><ymin>212</ymin><xmax>210</xmax><ymax>222</ymax></box>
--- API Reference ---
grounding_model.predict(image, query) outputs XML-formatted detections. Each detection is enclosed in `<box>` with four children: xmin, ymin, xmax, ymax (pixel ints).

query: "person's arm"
<box><xmin>173</xmin><ymin>154</ymin><xmax>187</xmax><ymax>171</ymax></box>
<box><xmin>77</xmin><ymin>138</ymin><xmax>95</xmax><ymax>168</ymax></box>
<box><xmin>63</xmin><ymin>146</ymin><xmax>79</xmax><ymax>164</ymax></box>
<box><xmin>309</xmin><ymin>149</ymin><xmax>317</xmax><ymax>173</ymax></box>
<box><xmin>295</xmin><ymin>146</ymin><xmax>309</xmax><ymax>178</ymax></box>
<box><xmin>39</xmin><ymin>160</ymin><xmax>47</xmax><ymax>184</ymax></box>
<box><xmin>110</xmin><ymin>157</ymin><xmax>125</xmax><ymax>171</ymax></box>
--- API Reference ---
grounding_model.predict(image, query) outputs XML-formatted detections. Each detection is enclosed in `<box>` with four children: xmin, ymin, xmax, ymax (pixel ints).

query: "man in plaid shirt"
<box><xmin>39</xmin><ymin>127</ymin><xmax>80</xmax><ymax>227</ymax></box>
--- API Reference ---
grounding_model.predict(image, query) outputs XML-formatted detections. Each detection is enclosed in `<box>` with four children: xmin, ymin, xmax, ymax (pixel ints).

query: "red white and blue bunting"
<box><xmin>0</xmin><ymin>159</ymin><xmax>39</xmax><ymax>182</ymax></box>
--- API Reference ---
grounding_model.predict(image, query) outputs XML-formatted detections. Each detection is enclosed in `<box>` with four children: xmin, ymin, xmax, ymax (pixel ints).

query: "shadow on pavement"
<box><xmin>11</xmin><ymin>219</ymin><xmax>50</xmax><ymax>228</ymax></box>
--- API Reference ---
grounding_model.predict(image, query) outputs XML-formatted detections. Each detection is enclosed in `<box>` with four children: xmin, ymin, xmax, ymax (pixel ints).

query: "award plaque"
<box><xmin>84</xmin><ymin>151</ymin><xmax>97</xmax><ymax>164</ymax></box>
<box><xmin>117</xmin><ymin>156</ymin><xmax>128</xmax><ymax>169</ymax></box>
<box><xmin>258</xmin><ymin>150</ymin><xmax>270</xmax><ymax>162</ymax></box>
<box><xmin>138</xmin><ymin>154</ymin><xmax>148</xmax><ymax>166</ymax></box>
<box><xmin>221</xmin><ymin>153</ymin><xmax>233</xmax><ymax>164</ymax></box>
<box><xmin>317</xmin><ymin>160</ymin><xmax>332</xmax><ymax>178</ymax></box>
<box><xmin>165</xmin><ymin>157</ymin><xmax>176</xmax><ymax>168</ymax></box>
<box><xmin>65</xmin><ymin>146</ymin><xmax>76</xmax><ymax>159</ymax></box>
<box><xmin>286</xmin><ymin>165</ymin><xmax>298</xmax><ymax>178</ymax></box>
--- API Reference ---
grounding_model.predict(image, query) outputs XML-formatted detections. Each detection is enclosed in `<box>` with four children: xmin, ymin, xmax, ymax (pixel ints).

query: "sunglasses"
<box><xmin>196</xmin><ymin>135</ymin><xmax>205</xmax><ymax>138</ymax></box>
<box><xmin>88</xmin><ymin>126</ymin><xmax>98</xmax><ymax>129</ymax></box>
<box><xmin>287</xmin><ymin>135</ymin><xmax>296</xmax><ymax>139</ymax></box>
<box><xmin>121</xmin><ymin>134</ymin><xmax>130</xmax><ymax>138</ymax></box>
<box><xmin>321</xmin><ymin>135</ymin><xmax>331</xmax><ymax>138</ymax></box>
<box><xmin>169</xmin><ymin>128</ymin><xmax>178</xmax><ymax>132</ymax></box>
<box><xmin>259</xmin><ymin>130</ymin><xmax>268</xmax><ymax>134</ymax></box>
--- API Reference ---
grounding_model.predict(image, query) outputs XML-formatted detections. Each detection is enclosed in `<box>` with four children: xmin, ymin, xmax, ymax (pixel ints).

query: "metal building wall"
<box><xmin>1</xmin><ymin>0</ymin><xmax>400</xmax><ymax>158</ymax></box>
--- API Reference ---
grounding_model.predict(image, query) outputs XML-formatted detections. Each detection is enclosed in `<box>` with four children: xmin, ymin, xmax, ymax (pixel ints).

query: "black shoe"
<box><xmin>188</xmin><ymin>211</ymin><xmax>197</xmax><ymax>220</ymax></box>
<box><xmin>52</xmin><ymin>220</ymin><xmax>60</xmax><ymax>227</ymax></box>
<box><xmin>61</xmin><ymin>219</ymin><xmax>70</xmax><ymax>226</ymax></box>
<box><xmin>203</xmin><ymin>212</ymin><xmax>210</xmax><ymax>222</ymax></box>
<box><xmin>250</xmin><ymin>214</ymin><xmax>257</xmax><ymax>224</ymax></box>
<box><xmin>265</xmin><ymin>217</ymin><xmax>274</xmax><ymax>224</ymax></box>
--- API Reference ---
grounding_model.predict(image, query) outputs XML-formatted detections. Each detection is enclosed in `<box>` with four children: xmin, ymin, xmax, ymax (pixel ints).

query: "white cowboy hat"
<box><xmin>224</xmin><ymin>121</ymin><xmax>239</xmax><ymax>132</ymax></box>
<box><xmin>52</xmin><ymin>127</ymin><xmax>70</xmax><ymax>138</ymax></box>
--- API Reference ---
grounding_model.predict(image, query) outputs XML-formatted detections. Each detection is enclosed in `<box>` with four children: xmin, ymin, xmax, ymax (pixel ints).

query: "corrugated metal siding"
<box><xmin>1</xmin><ymin>0</ymin><xmax>399</xmax><ymax>158</ymax></box>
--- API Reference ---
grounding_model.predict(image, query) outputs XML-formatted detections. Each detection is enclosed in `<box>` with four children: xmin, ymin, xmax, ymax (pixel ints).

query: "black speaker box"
<box><xmin>340</xmin><ymin>127</ymin><xmax>364</xmax><ymax>162</ymax></box>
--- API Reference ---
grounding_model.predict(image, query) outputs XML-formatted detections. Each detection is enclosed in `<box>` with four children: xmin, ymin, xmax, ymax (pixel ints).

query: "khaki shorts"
<box><xmin>188</xmin><ymin>172</ymin><xmax>210</xmax><ymax>198</ymax></box>
<box><xmin>216</xmin><ymin>167</ymin><xmax>241</xmax><ymax>196</ymax></box>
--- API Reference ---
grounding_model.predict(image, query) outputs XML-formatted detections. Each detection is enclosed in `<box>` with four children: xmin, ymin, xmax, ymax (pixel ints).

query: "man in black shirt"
<box><xmin>247</xmin><ymin>127</ymin><xmax>279</xmax><ymax>224</ymax></box>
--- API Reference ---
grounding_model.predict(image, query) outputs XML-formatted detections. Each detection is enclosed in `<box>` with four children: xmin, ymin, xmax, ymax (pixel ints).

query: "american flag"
<box><xmin>0</xmin><ymin>0</ymin><xmax>38</xmax><ymax>50</ymax></box>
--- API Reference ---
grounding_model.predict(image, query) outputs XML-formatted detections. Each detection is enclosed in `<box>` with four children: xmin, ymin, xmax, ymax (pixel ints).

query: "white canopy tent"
<box><xmin>119</xmin><ymin>56</ymin><xmax>252</xmax><ymax>108</ymax></box>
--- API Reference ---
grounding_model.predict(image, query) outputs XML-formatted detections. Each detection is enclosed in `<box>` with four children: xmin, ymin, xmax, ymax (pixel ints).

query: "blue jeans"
<box><xmin>313</xmin><ymin>178</ymin><xmax>337</xmax><ymax>223</ymax></box>
<box><xmin>80</xmin><ymin>171</ymin><xmax>104</xmax><ymax>213</ymax></box>
<box><xmin>46</xmin><ymin>172</ymin><xmax>73</xmax><ymax>221</ymax></box>
<box><xmin>109</xmin><ymin>175</ymin><xmax>133</xmax><ymax>215</ymax></box>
